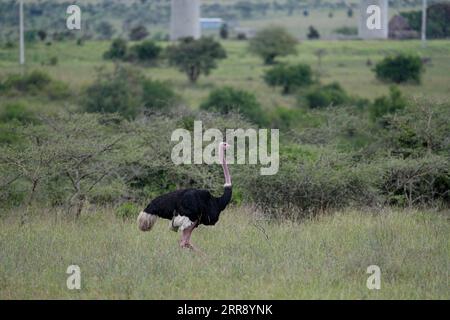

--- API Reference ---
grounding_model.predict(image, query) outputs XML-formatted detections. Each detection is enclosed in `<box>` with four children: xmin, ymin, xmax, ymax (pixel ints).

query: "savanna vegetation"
<box><xmin>0</xmin><ymin>0</ymin><xmax>449</xmax><ymax>300</ymax></box>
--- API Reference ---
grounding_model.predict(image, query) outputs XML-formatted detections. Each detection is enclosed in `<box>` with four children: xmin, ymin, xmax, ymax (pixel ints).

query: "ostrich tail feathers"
<box><xmin>137</xmin><ymin>211</ymin><xmax>157</xmax><ymax>232</ymax></box>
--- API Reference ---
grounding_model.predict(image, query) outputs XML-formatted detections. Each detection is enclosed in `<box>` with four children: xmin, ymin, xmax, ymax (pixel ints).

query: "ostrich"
<box><xmin>137</xmin><ymin>142</ymin><xmax>232</xmax><ymax>250</ymax></box>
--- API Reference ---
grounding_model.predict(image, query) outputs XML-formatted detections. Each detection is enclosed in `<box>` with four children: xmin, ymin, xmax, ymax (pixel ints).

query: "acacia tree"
<box><xmin>166</xmin><ymin>37</ymin><xmax>227</xmax><ymax>83</ymax></box>
<box><xmin>249</xmin><ymin>26</ymin><xmax>298</xmax><ymax>64</ymax></box>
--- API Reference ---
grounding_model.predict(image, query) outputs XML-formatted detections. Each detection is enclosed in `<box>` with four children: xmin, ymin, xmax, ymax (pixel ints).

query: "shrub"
<box><xmin>243</xmin><ymin>150</ymin><xmax>379</xmax><ymax>218</ymax></box>
<box><xmin>269</xmin><ymin>107</ymin><xmax>304</xmax><ymax>130</ymax></box>
<box><xmin>82</xmin><ymin>66</ymin><xmax>142</xmax><ymax>118</ymax></box>
<box><xmin>115</xmin><ymin>202</ymin><xmax>140</xmax><ymax>220</ymax></box>
<box><xmin>0</xmin><ymin>103</ymin><xmax>37</xmax><ymax>124</ymax></box>
<box><xmin>249</xmin><ymin>26</ymin><xmax>297</xmax><ymax>64</ymax></box>
<box><xmin>127</xmin><ymin>40</ymin><xmax>161</xmax><ymax>64</ymax></box>
<box><xmin>374</xmin><ymin>54</ymin><xmax>424</xmax><ymax>84</ymax></box>
<box><xmin>307</xmin><ymin>26</ymin><xmax>320</xmax><ymax>39</ymax></box>
<box><xmin>334</xmin><ymin>26</ymin><xmax>357</xmax><ymax>36</ymax></box>
<box><xmin>370</xmin><ymin>86</ymin><xmax>406</xmax><ymax>120</ymax></box>
<box><xmin>264</xmin><ymin>63</ymin><xmax>314</xmax><ymax>94</ymax></box>
<box><xmin>129</xmin><ymin>25</ymin><xmax>149</xmax><ymax>41</ymax></box>
<box><xmin>304</xmin><ymin>82</ymin><xmax>350</xmax><ymax>108</ymax></box>
<box><xmin>200</xmin><ymin>87</ymin><xmax>266</xmax><ymax>125</ymax></box>
<box><xmin>377</xmin><ymin>156</ymin><xmax>450</xmax><ymax>207</ymax></box>
<box><xmin>103</xmin><ymin>38</ymin><xmax>128</xmax><ymax>60</ymax></box>
<box><xmin>401</xmin><ymin>3</ymin><xmax>450</xmax><ymax>39</ymax></box>
<box><xmin>0</xmin><ymin>70</ymin><xmax>69</xmax><ymax>100</ymax></box>
<box><xmin>220</xmin><ymin>23</ymin><xmax>229</xmax><ymax>39</ymax></box>
<box><xmin>141</xmin><ymin>79</ymin><xmax>177</xmax><ymax>110</ymax></box>
<box><xmin>166</xmin><ymin>37</ymin><xmax>227</xmax><ymax>83</ymax></box>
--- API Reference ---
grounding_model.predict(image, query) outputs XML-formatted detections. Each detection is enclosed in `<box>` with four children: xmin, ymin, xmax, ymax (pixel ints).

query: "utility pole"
<box><xmin>19</xmin><ymin>0</ymin><xmax>25</xmax><ymax>69</ymax></box>
<box><xmin>421</xmin><ymin>0</ymin><xmax>427</xmax><ymax>48</ymax></box>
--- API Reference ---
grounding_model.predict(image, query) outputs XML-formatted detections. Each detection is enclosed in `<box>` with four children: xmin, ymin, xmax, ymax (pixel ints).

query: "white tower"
<box><xmin>358</xmin><ymin>0</ymin><xmax>389</xmax><ymax>39</ymax></box>
<box><xmin>170</xmin><ymin>0</ymin><xmax>201</xmax><ymax>41</ymax></box>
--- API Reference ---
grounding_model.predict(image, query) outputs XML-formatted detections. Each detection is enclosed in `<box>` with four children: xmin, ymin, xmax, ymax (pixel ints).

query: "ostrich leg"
<box><xmin>179</xmin><ymin>223</ymin><xmax>201</xmax><ymax>252</ymax></box>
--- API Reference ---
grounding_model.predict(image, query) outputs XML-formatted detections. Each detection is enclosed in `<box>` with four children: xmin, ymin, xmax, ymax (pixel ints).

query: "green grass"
<box><xmin>0</xmin><ymin>206</ymin><xmax>448</xmax><ymax>299</ymax></box>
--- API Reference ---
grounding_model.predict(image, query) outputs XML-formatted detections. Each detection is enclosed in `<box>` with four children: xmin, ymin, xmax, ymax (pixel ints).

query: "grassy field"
<box><xmin>1</xmin><ymin>39</ymin><xmax>450</xmax><ymax>113</ymax></box>
<box><xmin>0</xmin><ymin>206</ymin><xmax>448</xmax><ymax>299</ymax></box>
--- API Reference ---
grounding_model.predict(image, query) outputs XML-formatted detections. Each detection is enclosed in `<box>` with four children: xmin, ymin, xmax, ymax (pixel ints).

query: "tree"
<box><xmin>249</xmin><ymin>26</ymin><xmax>297</xmax><ymax>65</ymax></box>
<box><xmin>129</xmin><ymin>25</ymin><xmax>149</xmax><ymax>41</ymax></box>
<box><xmin>264</xmin><ymin>63</ymin><xmax>314</xmax><ymax>94</ymax></box>
<box><xmin>37</xmin><ymin>30</ymin><xmax>47</xmax><ymax>41</ymax></box>
<box><xmin>220</xmin><ymin>23</ymin><xmax>229</xmax><ymax>39</ymax></box>
<box><xmin>200</xmin><ymin>87</ymin><xmax>266</xmax><ymax>125</ymax></box>
<box><xmin>103</xmin><ymin>38</ymin><xmax>128</xmax><ymax>60</ymax></box>
<box><xmin>374</xmin><ymin>54</ymin><xmax>424</xmax><ymax>84</ymax></box>
<box><xmin>347</xmin><ymin>8</ymin><xmax>353</xmax><ymax>18</ymax></box>
<box><xmin>166</xmin><ymin>37</ymin><xmax>227</xmax><ymax>83</ymax></box>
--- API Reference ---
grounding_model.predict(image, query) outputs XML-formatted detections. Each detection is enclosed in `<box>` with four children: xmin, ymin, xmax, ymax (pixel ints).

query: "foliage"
<box><xmin>115</xmin><ymin>202</ymin><xmax>140</xmax><ymax>220</ymax></box>
<box><xmin>304</xmin><ymin>82</ymin><xmax>350</xmax><ymax>108</ymax></box>
<box><xmin>0</xmin><ymin>70</ymin><xmax>70</xmax><ymax>100</ymax></box>
<box><xmin>82</xmin><ymin>66</ymin><xmax>143</xmax><ymax>119</ymax></box>
<box><xmin>401</xmin><ymin>3</ymin><xmax>450</xmax><ymax>39</ymax></box>
<box><xmin>220</xmin><ymin>23</ymin><xmax>229</xmax><ymax>39</ymax></box>
<box><xmin>141</xmin><ymin>79</ymin><xmax>178</xmax><ymax>110</ymax></box>
<box><xmin>333</xmin><ymin>26</ymin><xmax>357</xmax><ymax>36</ymax></box>
<box><xmin>166</xmin><ymin>37</ymin><xmax>227</xmax><ymax>83</ymax></box>
<box><xmin>264</xmin><ymin>63</ymin><xmax>314</xmax><ymax>94</ymax></box>
<box><xmin>129</xmin><ymin>25</ymin><xmax>149</xmax><ymax>41</ymax></box>
<box><xmin>377</xmin><ymin>155</ymin><xmax>449</xmax><ymax>207</ymax></box>
<box><xmin>307</xmin><ymin>26</ymin><xmax>320</xmax><ymax>39</ymax></box>
<box><xmin>370</xmin><ymin>86</ymin><xmax>407</xmax><ymax>120</ymax></box>
<box><xmin>103</xmin><ymin>38</ymin><xmax>128</xmax><ymax>60</ymax></box>
<box><xmin>0</xmin><ymin>103</ymin><xmax>38</xmax><ymax>125</ymax></box>
<box><xmin>249</xmin><ymin>26</ymin><xmax>298</xmax><ymax>64</ymax></box>
<box><xmin>127</xmin><ymin>40</ymin><xmax>162</xmax><ymax>64</ymax></box>
<box><xmin>200</xmin><ymin>86</ymin><xmax>266</xmax><ymax>125</ymax></box>
<box><xmin>374</xmin><ymin>54</ymin><xmax>424</xmax><ymax>84</ymax></box>
<box><xmin>95</xmin><ymin>21</ymin><xmax>115</xmax><ymax>40</ymax></box>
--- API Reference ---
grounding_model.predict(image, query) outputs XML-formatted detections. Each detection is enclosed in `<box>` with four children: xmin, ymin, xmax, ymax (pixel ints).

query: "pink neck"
<box><xmin>219</xmin><ymin>146</ymin><xmax>231</xmax><ymax>187</ymax></box>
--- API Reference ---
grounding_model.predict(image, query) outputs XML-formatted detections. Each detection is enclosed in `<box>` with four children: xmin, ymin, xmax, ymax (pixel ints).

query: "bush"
<box><xmin>129</xmin><ymin>25</ymin><xmax>149</xmax><ymax>41</ymax></box>
<box><xmin>82</xmin><ymin>66</ymin><xmax>142</xmax><ymax>119</ymax></box>
<box><xmin>264</xmin><ymin>63</ymin><xmax>314</xmax><ymax>94</ymax></box>
<box><xmin>0</xmin><ymin>70</ymin><xmax>69</xmax><ymax>100</ymax></box>
<box><xmin>0</xmin><ymin>103</ymin><xmax>37</xmax><ymax>124</ymax></box>
<box><xmin>401</xmin><ymin>3</ymin><xmax>450</xmax><ymax>39</ymax></box>
<box><xmin>249</xmin><ymin>26</ymin><xmax>297</xmax><ymax>64</ymax></box>
<box><xmin>370</xmin><ymin>86</ymin><xmax>406</xmax><ymax>120</ymax></box>
<box><xmin>103</xmin><ymin>38</ymin><xmax>128</xmax><ymax>60</ymax></box>
<box><xmin>333</xmin><ymin>26</ymin><xmax>357</xmax><ymax>36</ymax></box>
<box><xmin>115</xmin><ymin>202</ymin><xmax>140</xmax><ymax>220</ymax></box>
<box><xmin>141</xmin><ymin>79</ymin><xmax>177</xmax><ymax>110</ymax></box>
<box><xmin>377</xmin><ymin>156</ymin><xmax>449</xmax><ymax>207</ymax></box>
<box><xmin>304</xmin><ymin>82</ymin><xmax>350</xmax><ymax>108</ymax></box>
<box><xmin>200</xmin><ymin>87</ymin><xmax>266</xmax><ymax>125</ymax></box>
<box><xmin>374</xmin><ymin>54</ymin><xmax>424</xmax><ymax>84</ymax></box>
<box><xmin>127</xmin><ymin>40</ymin><xmax>162</xmax><ymax>64</ymax></box>
<box><xmin>307</xmin><ymin>26</ymin><xmax>320</xmax><ymax>39</ymax></box>
<box><xmin>243</xmin><ymin>150</ymin><xmax>379</xmax><ymax>218</ymax></box>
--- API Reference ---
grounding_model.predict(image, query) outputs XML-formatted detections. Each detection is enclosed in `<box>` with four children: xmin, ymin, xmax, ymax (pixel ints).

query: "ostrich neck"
<box><xmin>219</xmin><ymin>146</ymin><xmax>232</xmax><ymax>187</ymax></box>
<box><xmin>217</xmin><ymin>146</ymin><xmax>232</xmax><ymax>211</ymax></box>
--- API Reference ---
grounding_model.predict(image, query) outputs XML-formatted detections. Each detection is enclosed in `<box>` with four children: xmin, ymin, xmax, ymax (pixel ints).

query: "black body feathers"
<box><xmin>144</xmin><ymin>187</ymin><xmax>232</xmax><ymax>226</ymax></box>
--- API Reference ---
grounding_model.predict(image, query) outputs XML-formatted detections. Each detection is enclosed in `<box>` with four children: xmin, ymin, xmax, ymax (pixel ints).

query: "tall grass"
<box><xmin>0</xmin><ymin>206</ymin><xmax>448</xmax><ymax>299</ymax></box>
